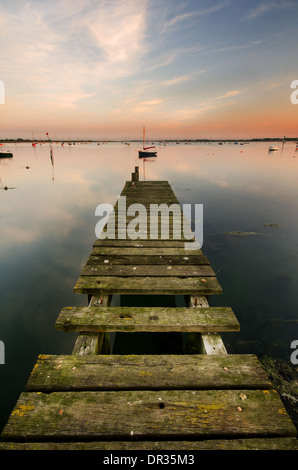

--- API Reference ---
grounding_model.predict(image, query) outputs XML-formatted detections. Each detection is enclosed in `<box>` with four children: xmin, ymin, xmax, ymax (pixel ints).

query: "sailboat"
<box><xmin>268</xmin><ymin>144</ymin><xmax>278</xmax><ymax>151</ymax></box>
<box><xmin>138</xmin><ymin>126</ymin><xmax>157</xmax><ymax>158</ymax></box>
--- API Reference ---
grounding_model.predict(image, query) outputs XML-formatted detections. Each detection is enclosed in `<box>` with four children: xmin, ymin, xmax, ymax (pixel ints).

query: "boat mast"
<box><xmin>143</xmin><ymin>125</ymin><xmax>145</xmax><ymax>150</ymax></box>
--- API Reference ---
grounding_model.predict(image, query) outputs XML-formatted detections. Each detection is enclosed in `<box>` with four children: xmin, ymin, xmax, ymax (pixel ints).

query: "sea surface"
<box><xmin>0</xmin><ymin>140</ymin><xmax>297</xmax><ymax>431</ymax></box>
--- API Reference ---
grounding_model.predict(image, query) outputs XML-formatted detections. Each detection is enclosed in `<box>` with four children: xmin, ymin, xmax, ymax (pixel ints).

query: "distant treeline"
<box><xmin>1</xmin><ymin>137</ymin><xmax>298</xmax><ymax>143</ymax></box>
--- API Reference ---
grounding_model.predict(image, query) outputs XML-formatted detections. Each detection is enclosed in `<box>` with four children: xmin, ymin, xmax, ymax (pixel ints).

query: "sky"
<box><xmin>0</xmin><ymin>0</ymin><xmax>298</xmax><ymax>140</ymax></box>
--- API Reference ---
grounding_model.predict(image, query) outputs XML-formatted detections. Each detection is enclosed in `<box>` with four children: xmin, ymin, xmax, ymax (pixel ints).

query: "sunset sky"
<box><xmin>1</xmin><ymin>0</ymin><xmax>298</xmax><ymax>140</ymax></box>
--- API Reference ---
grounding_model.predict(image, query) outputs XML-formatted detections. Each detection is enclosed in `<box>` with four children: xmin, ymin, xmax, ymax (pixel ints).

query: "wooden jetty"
<box><xmin>1</xmin><ymin>167</ymin><xmax>297</xmax><ymax>450</ymax></box>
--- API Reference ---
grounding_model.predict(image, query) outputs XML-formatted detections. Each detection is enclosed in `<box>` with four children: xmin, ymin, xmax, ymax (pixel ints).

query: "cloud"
<box><xmin>162</xmin><ymin>75</ymin><xmax>192</xmax><ymax>86</ymax></box>
<box><xmin>265</xmin><ymin>83</ymin><xmax>281</xmax><ymax>90</ymax></box>
<box><xmin>164</xmin><ymin>89</ymin><xmax>241</xmax><ymax>122</ymax></box>
<box><xmin>214</xmin><ymin>90</ymin><xmax>240</xmax><ymax>100</ymax></box>
<box><xmin>162</xmin><ymin>71</ymin><xmax>205</xmax><ymax>86</ymax></box>
<box><xmin>85</xmin><ymin>0</ymin><xmax>146</xmax><ymax>65</ymax></box>
<box><xmin>0</xmin><ymin>0</ymin><xmax>148</xmax><ymax>110</ymax></box>
<box><xmin>163</xmin><ymin>1</ymin><xmax>231</xmax><ymax>31</ymax></box>
<box><xmin>242</xmin><ymin>1</ymin><xmax>295</xmax><ymax>20</ymax></box>
<box><xmin>133</xmin><ymin>99</ymin><xmax>163</xmax><ymax>114</ymax></box>
<box><xmin>205</xmin><ymin>40</ymin><xmax>264</xmax><ymax>55</ymax></box>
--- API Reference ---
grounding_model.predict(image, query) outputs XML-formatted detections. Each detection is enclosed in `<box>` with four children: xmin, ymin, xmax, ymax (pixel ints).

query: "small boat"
<box><xmin>269</xmin><ymin>144</ymin><xmax>278</xmax><ymax>151</ymax></box>
<box><xmin>138</xmin><ymin>126</ymin><xmax>157</xmax><ymax>158</ymax></box>
<box><xmin>138</xmin><ymin>149</ymin><xmax>157</xmax><ymax>157</ymax></box>
<box><xmin>0</xmin><ymin>151</ymin><xmax>13</xmax><ymax>158</ymax></box>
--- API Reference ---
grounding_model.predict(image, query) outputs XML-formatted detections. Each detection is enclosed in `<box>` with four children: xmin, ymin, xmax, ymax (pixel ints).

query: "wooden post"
<box><xmin>131</xmin><ymin>166</ymin><xmax>139</xmax><ymax>182</ymax></box>
<box><xmin>184</xmin><ymin>295</ymin><xmax>227</xmax><ymax>355</ymax></box>
<box><xmin>135</xmin><ymin>166</ymin><xmax>139</xmax><ymax>181</ymax></box>
<box><xmin>72</xmin><ymin>295</ymin><xmax>112</xmax><ymax>355</ymax></box>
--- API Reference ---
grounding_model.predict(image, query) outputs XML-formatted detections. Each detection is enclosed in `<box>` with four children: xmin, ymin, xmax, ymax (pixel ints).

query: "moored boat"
<box><xmin>138</xmin><ymin>149</ymin><xmax>157</xmax><ymax>158</ymax></box>
<box><xmin>0</xmin><ymin>151</ymin><xmax>13</xmax><ymax>158</ymax></box>
<box><xmin>269</xmin><ymin>144</ymin><xmax>278</xmax><ymax>151</ymax></box>
<box><xmin>138</xmin><ymin>126</ymin><xmax>157</xmax><ymax>158</ymax></box>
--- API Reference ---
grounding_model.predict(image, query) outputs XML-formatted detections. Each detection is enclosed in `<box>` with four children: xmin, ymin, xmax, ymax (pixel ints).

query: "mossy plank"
<box><xmin>74</xmin><ymin>275</ymin><xmax>222</xmax><ymax>295</ymax></box>
<box><xmin>55</xmin><ymin>306</ymin><xmax>238</xmax><ymax>333</ymax></box>
<box><xmin>26</xmin><ymin>354</ymin><xmax>271</xmax><ymax>392</ymax></box>
<box><xmin>122</xmin><ymin>181</ymin><xmax>171</xmax><ymax>188</ymax></box>
<box><xmin>1</xmin><ymin>438</ymin><xmax>297</xmax><ymax>450</ymax></box>
<box><xmin>87</xmin><ymin>254</ymin><xmax>209</xmax><ymax>266</ymax></box>
<box><xmin>91</xmin><ymin>247</ymin><xmax>203</xmax><ymax>256</ymax></box>
<box><xmin>2</xmin><ymin>389</ymin><xmax>296</xmax><ymax>441</ymax></box>
<box><xmin>82</xmin><ymin>264</ymin><xmax>215</xmax><ymax>277</ymax></box>
<box><xmin>99</xmin><ymin>235</ymin><xmax>192</xmax><ymax>242</ymax></box>
<box><xmin>94</xmin><ymin>239</ymin><xmax>189</xmax><ymax>247</ymax></box>
<box><xmin>116</xmin><ymin>193</ymin><xmax>179</xmax><ymax>200</ymax></box>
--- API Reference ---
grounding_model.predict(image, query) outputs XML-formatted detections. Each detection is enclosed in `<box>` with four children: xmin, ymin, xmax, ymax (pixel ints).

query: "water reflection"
<box><xmin>0</xmin><ymin>141</ymin><xmax>297</xmax><ymax>431</ymax></box>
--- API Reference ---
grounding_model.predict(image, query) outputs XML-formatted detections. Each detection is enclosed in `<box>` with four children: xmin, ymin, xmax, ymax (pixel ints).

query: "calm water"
<box><xmin>0</xmin><ymin>140</ymin><xmax>298</xmax><ymax>431</ymax></box>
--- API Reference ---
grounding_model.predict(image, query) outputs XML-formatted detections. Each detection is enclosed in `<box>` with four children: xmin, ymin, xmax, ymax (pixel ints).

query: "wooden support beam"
<box><xmin>185</xmin><ymin>296</ymin><xmax>228</xmax><ymax>355</ymax></box>
<box><xmin>71</xmin><ymin>295</ymin><xmax>111</xmax><ymax>355</ymax></box>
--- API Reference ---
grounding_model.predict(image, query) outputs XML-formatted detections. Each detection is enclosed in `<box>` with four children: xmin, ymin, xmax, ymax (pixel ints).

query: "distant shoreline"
<box><xmin>1</xmin><ymin>137</ymin><xmax>297</xmax><ymax>144</ymax></box>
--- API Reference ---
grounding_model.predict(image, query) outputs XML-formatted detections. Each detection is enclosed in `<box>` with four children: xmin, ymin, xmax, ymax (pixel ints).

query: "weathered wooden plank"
<box><xmin>122</xmin><ymin>183</ymin><xmax>173</xmax><ymax>189</ymax></box>
<box><xmin>123</xmin><ymin>180</ymin><xmax>171</xmax><ymax>186</ymax></box>
<box><xmin>99</xmin><ymin>235</ymin><xmax>192</xmax><ymax>242</ymax></box>
<box><xmin>1</xmin><ymin>437</ymin><xmax>297</xmax><ymax>450</ymax></box>
<box><xmin>121</xmin><ymin>188</ymin><xmax>175</xmax><ymax>195</ymax></box>
<box><xmin>25</xmin><ymin>354</ymin><xmax>272</xmax><ymax>392</ymax></box>
<box><xmin>56</xmin><ymin>306</ymin><xmax>238</xmax><ymax>333</ymax></box>
<box><xmin>2</xmin><ymin>389</ymin><xmax>296</xmax><ymax>440</ymax></box>
<box><xmin>99</xmin><ymin>233</ymin><xmax>191</xmax><ymax>242</ymax></box>
<box><xmin>93</xmin><ymin>239</ymin><xmax>189</xmax><ymax>247</ymax></box>
<box><xmin>117</xmin><ymin>188</ymin><xmax>178</xmax><ymax>194</ymax></box>
<box><xmin>91</xmin><ymin>247</ymin><xmax>203</xmax><ymax>256</ymax></box>
<box><xmin>74</xmin><ymin>275</ymin><xmax>222</xmax><ymax>295</ymax></box>
<box><xmin>119</xmin><ymin>192</ymin><xmax>179</xmax><ymax>199</ymax></box>
<box><xmin>87</xmin><ymin>254</ymin><xmax>210</xmax><ymax>265</ymax></box>
<box><xmin>121</xmin><ymin>189</ymin><xmax>176</xmax><ymax>194</ymax></box>
<box><xmin>117</xmin><ymin>199</ymin><xmax>181</xmax><ymax>206</ymax></box>
<box><xmin>101</xmin><ymin>214</ymin><xmax>187</xmax><ymax>224</ymax></box>
<box><xmin>98</xmin><ymin>235</ymin><xmax>192</xmax><ymax>242</ymax></box>
<box><xmin>103</xmin><ymin>219</ymin><xmax>189</xmax><ymax>226</ymax></box>
<box><xmin>82</xmin><ymin>264</ymin><xmax>215</xmax><ymax>277</ymax></box>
